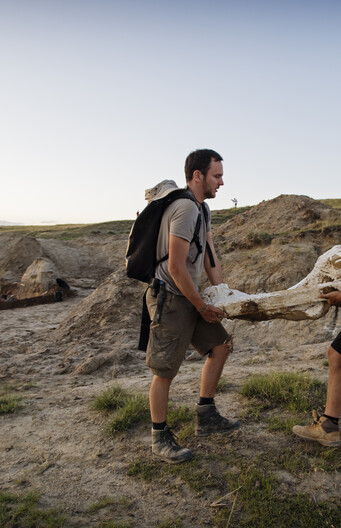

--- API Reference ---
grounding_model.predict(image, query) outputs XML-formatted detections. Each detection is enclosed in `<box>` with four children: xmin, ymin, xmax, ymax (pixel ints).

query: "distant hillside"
<box><xmin>319</xmin><ymin>198</ymin><xmax>341</xmax><ymax>209</ymax></box>
<box><xmin>0</xmin><ymin>197</ymin><xmax>340</xmax><ymax>238</ymax></box>
<box><xmin>0</xmin><ymin>220</ymin><xmax>23</xmax><ymax>226</ymax></box>
<box><xmin>0</xmin><ymin>220</ymin><xmax>134</xmax><ymax>239</ymax></box>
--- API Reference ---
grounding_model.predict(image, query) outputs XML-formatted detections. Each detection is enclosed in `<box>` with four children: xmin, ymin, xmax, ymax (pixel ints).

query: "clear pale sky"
<box><xmin>1</xmin><ymin>0</ymin><xmax>340</xmax><ymax>225</ymax></box>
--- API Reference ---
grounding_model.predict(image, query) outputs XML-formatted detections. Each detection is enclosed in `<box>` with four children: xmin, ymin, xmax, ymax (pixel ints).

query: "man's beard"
<box><xmin>203</xmin><ymin>187</ymin><xmax>216</xmax><ymax>199</ymax></box>
<box><xmin>202</xmin><ymin>177</ymin><xmax>216</xmax><ymax>199</ymax></box>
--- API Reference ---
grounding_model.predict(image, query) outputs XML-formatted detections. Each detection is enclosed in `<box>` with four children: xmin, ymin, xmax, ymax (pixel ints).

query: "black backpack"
<box><xmin>126</xmin><ymin>189</ymin><xmax>213</xmax><ymax>283</ymax></box>
<box><xmin>125</xmin><ymin>187</ymin><xmax>215</xmax><ymax>351</ymax></box>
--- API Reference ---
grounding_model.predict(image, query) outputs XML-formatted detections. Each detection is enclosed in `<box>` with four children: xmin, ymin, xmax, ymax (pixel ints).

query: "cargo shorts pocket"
<box><xmin>146</xmin><ymin>292</ymin><xmax>184</xmax><ymax>377</ymax></box>
<box><xmin>146</xmin><ymin>331</ymin><xmax>180</xmax><ymax>377</ymax></box>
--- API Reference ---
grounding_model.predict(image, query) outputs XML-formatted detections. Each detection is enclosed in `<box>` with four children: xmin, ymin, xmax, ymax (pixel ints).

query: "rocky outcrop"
<box><xmin>0</xmin><ymin>236</ymin><xmax>43</xmax><ymax>282</ymax></box>
<box><xmin>212</xmin><ymin>195</ymin><xmax>341</xmax><ymax>294</ymax></box>
<box><xmin>18</xmin><ymin>257</ymin><xmax>60</xmax><ymax>298</ymax></box>
<box><xmin>53</xmin><ymin>270</ymin><xmax>144</xmax><ymax>343</ymax></box>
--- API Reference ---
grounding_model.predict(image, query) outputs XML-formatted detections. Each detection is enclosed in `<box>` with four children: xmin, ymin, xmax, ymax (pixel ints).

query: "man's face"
<box><xmin>202</xmin><ymin>159</ymin><xmax>224</xmax><ymax>199</ymax></box>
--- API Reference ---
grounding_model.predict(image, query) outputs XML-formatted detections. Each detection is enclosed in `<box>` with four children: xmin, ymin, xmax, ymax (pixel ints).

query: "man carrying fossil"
<box><xmin>146</xmin><ymin>149</ymin><xmax>240</xmax><ymax>463</ymax></box>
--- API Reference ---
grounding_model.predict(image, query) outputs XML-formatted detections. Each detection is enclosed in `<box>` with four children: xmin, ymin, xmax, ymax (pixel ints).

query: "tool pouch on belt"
<box><xmin>155</xmin><ymin>280</ymin><xmax>166</xmax><ymax>323</ymax></box>
<box><xmin>149</xmin><ymin>278</ymin><xmax>166</xmax><ymax>322</ymax></box>
<box><xmin>138</xmin><ymin>278</ymin><xmax>166</xmax><ymax>352</ymax></box>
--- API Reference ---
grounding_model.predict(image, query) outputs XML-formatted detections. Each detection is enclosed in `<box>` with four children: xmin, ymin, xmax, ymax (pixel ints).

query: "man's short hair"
<box><xmin>184</xmin><ymin>149</ymin><xmax>223</xmax><ymax>182</ymax></box>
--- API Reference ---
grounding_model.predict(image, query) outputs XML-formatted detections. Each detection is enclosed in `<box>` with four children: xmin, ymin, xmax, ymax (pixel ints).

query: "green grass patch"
<box><xmin>273</xmin><ymin>448</ymin><xmax>311</xmax><ymax>473</ymax></box>
<box><xmin>0</xmin><ymin>382</ymin><xmax>28</xmax><ymax>414</ymax></box>
<box><xmin>128</xmin><ymin>457</ymin><xmax>219</xmax><ymax>494</ymax></box>
<box><xmin>0</xmin><ymin>392</ymin><xmax>21</xmax><ymax>414</ymax></box>
<box><xmin>0</xmin><ymin>220</ymin><xmax>133</xmax><ymax>239</ymax></box>
<box><xmin>255</xmin><ymin>448</ymin><xmax>311</xmax><ymax>474</ymax></box>
<box><xmin>239</xmin><ymin>401</ymin><xmax>265</xmax><ymax>421</ymax></box>
<box><xmin>214</xmin><ymin>464</ymin><xmax>341</xmax><ymax>528</ymax></box>
<box><xmin>246</xmin><ymin>231</ymin><xmax>273</xmax><ymax>247</ymax></box>
<box><xmin>127</xmin><ymin>448</ymin><xmax>341</xmax><ymax>527</ymax></box>
<box><xmin>168</xmin><ymin>458</ymin><xmax>219</xmax><ymax>493</ymax></box>
<box><xmin>175</xmin><ymin>422</ymin><xmax>195</xmax><ymax>443</ymax></box>
<box><xmin>88</xmin><ymin>496</ymin><xmax>133</xmax><ymax>513</ymax></box>
<box><xmin>0</xmin><ymin>393</ymin><xmax>21</xmax><ymax>414</ymax></box>
<box><xmin>167</xmin><ymin>404</ymin><xmax>195</xmax><ymax>442</ymax></box>
<box><xmin>240</xmin><ymin>372</ymin><xmax>326</xmax><ymax>413</ymax></box>
<box><xmin>93</xmin><ymin>384</ymin><xmax>149</xmax><ymax>435</ymax></box>
<box><xmin>315</xmin><ymin>446</ymin><xmax>341</xmax><ymax>471</ymax></box>
<box><xmin>210</xmin><ymin>206</ymin><xmax>251</xmax><ymax>225</ymax></box>
<box><xmin>106</xmin><ymin>394</ymin><xmax>149</xmax><ymax>434</ymax></box>
<box><xmin>0</xmin><ymin>489</ymin><xmax>67</xmax><ymax>527</ymax></box>
<box><xmin>245</xmin><ymin>356</ymin><xmax>264</xmax><ymax>365</ymax></box>
<box><xmin>93</xmin><ymin>384</ymin><xmax>130</xmax><ymax>412</ymax></box>
<box><xmin>0</xmin><ymin>381</ymin><xmax>34</xmax><ymax>392</ymax></box>
<box><xmin>257</xmin><ymin>444</ymin><xmax>341</xmax><ymax>474</ymax></box>
<box><xmin>266</xmin><ymin>414</ymin><xmax>304</xmax><ymax>433</ymax></box>
<box><xmin>127</xmin><ymin>459</ymin><xmax>160</xmax><ymax>481</ymax></box>
<box><xmin>167</xmin><ymin>405</ymin><xmax>194</xmax><ymax>428</ymax></box>
<box><xmin>87</xmin><ymin>496</ymin><xmax>134</xmax><ymax>528</ymax></box>
<box><xmin>295</xmin><ymin>218</ymin><xmax>341</xmax><ymax>238</ymax></box>
<box><xmin>320</xmin><ymin>198</ymin><xmax>341</xmax><ymax>209</ymax></box>
<box><xmin>94</xmin><ymin>386</ymin><xmax>196</xmax><ymax>438</ymax></box>
<box><xmin>98</xmin><ymin>522</ymin><xmax>132</xmax><ymax>528</ymax></box>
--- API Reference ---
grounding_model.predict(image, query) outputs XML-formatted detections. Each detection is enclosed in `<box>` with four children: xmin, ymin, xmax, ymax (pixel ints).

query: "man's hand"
<box><xmin>200</xmin><ymin>304</ymin><xmax>227</xmax><ymax>323</ymax></box>
<box><xmin>319</xmin><ymin>290</ymin><xmax>341</xmax><ymax>307</ymax></box>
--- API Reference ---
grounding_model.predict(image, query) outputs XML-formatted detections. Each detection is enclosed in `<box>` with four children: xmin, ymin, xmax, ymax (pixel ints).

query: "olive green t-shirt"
<box><xmin>155</xmin><ymin>195</ymin><xmax>210</xmax><ymax>295</ymax></box>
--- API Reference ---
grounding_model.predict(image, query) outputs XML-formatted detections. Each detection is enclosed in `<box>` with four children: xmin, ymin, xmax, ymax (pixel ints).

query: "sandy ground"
<box><xmin>1</xmin><ymin>291</ymin><xmax>340</xmax><ymax>527</ymax></box>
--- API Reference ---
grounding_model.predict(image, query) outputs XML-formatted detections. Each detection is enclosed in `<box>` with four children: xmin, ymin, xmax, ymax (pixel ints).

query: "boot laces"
<box><xmin>164</xmin><ymin>427</ymin><xmax>180</xmax><ymax>447</ymax></box>
<box><xmin>311</xmin><ymin>409</ymin><xmax>321</xmax><ymax>426</ymax></box>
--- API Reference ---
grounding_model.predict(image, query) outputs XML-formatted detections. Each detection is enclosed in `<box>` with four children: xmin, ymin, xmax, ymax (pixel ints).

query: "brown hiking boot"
<box><xmin>152</xmin><ymin>425</ymin><xmax>194</xmax><ymax>464</ymax></box>
<box><xmin>292</xmin><ymin>410</ymin><xmax>340</xmax><ymax>447</ymax></box>
<box><xmin>195</xmin><ymin>404</ymin><xmax>240</xmax><ymax>437</ymax></box>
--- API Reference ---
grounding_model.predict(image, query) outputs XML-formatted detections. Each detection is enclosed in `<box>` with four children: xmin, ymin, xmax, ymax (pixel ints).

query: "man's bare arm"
<box><xmin>204</xmin><ymin>231</ymin><xmax>224</xmax><ymax>285</ymax></box>
<box><xmin>168</xmin><ymin>235</ymin><xmax>226</xmax><ymax>323</ymax></box>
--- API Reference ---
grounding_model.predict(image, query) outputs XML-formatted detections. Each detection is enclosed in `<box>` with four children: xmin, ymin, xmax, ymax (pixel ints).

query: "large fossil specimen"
<box><xmin>203</xmin><ymin>245</ymin><xmax>341</xmax><ymax>321</ymax></box>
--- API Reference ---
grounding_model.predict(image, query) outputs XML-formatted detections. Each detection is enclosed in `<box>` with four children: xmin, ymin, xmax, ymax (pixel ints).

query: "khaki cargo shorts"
<box><xmin>146</xmin><ymin>287</ymin><xmax>230</xmax><ymax>378</ymax></box>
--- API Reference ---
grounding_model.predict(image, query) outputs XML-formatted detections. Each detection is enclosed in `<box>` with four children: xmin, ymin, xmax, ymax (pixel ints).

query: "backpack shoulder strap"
<box><xmin>156</xmin><ymin>190</ymin><xmax>198</xmax><ymax>266</ymax></box>
<box><xmin>191</xmin><ymin>213</ymin><xmax>203</xmax><ymax>264</ymax></box>
<box><xmin>201</xmin><ymin>202</ymin><xmax>216</xmax><ymax>268</ymax></box>
<box><xmin>202</xmin><ymin>201</ymin><xmax>209</xmax><ymax>225</ymax></box>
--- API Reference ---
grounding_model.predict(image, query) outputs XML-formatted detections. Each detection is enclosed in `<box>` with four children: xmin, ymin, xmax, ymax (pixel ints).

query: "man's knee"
<box><xmin>327</xmin><ymin>346</ymin><xmax>341</xmax><ymax>370</ymax></box>
<box><xmin>152</xmin><ymin>374</ymin><xmax>174</xmax><ymax>387</ymax></box>
<box><xmin>210</xmin><ymin>339</ymin><xmax>233</xmax><ymax>360</ymax></box>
